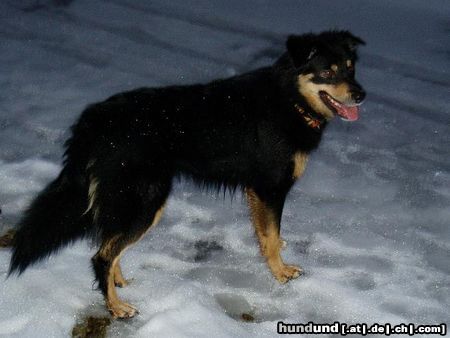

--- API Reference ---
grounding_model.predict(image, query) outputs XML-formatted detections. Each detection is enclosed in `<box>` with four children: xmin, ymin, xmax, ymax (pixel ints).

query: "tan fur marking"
<box><xmin>102</xmin><ymin>204</ymin><xmax>166</xmax><ymax>318</ymax></box>
<box><xmin>245</xmin><ymin>188</ymin><xmax>277</xmax><ymax>256</ymax></box>
<box><xmin>346</xmin><ymin>59</ymin><xmax>352</xmax><ymax>67</ymax></box>
<box><xmin>84</xmin><ymin>176</ymin><xmax>100</xmax><ymax>221</ymax></box>
<box><xmin>331</xmin><ymin>64</ymin><xmax>338</xmax><ymax>72</ymax></box>
<box><xmin>245</xmin><ymin>189</ymin><xmax>302</xmax><ymax>283</ymax></box>
<box><xmin>99</xmin><ymin>235</ymin><xmax>121</xmax><ymax>258</ymax></box>
<box><xmin>151</xmin><ymin>205</ymin><xmax>165</xmax><ymax>228</ymax></box>
<box><xmin>298</xmin><ymin>74</ymin><xmax>333</xmax><ymax>120</ymax></box>
<box><xmin>292</xmin><ymin>152</ymin><xmax>308</xmax><ymax>179</ymax></box>
<box><xmin>106</xmin><ymin>256</ymin><xmax>137</xmax><ymax>318</ymax></box>
<box><xmin>96</xmin><ymin>236</ymin><xmax>137</xmax><ymax>317</ymax></box>
<box><xmin>332</xmin><ymin>83</ymin><xmax>352</xmax><ymax>99</ymax></box>
<box><xmin>113</xmin><ymin>261</ymin><xmax>128</xmax><ymax>287</ymax></box>
<box><xmin>298</xmin><ymin>74</ymin><xmax>353</xmax><ymax>120</ymax></box>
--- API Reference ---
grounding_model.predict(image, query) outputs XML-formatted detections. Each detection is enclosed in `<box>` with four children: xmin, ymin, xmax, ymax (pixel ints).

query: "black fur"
<box><xmin>9</xmin><ymin>31</ymin><xmax>365</xmax><ymax>291</ymax></box>
<box><xmin>9</xmin><ymin>167</ymin><xmax>89</xmax><ymax>274</ymax></box>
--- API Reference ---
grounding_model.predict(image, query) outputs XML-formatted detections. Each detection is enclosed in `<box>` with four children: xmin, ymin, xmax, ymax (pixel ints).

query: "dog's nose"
<box><xmin>352</xmin><ymin>90</ymin><xmax>366</xmax><ymax>104</ymax></box>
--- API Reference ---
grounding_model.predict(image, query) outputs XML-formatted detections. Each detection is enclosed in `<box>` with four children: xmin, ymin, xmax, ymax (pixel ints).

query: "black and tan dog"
<box><xmin>9</xmin><ymin>31</ymin><xmax>365</xmax><ymax>318</ymax></box>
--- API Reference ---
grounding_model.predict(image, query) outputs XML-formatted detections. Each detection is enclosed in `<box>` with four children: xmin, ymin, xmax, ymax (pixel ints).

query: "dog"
<box><xmin>9</xmin><ymin>30</ymin><xmax>365</xmax><ymax>318</ymax></box>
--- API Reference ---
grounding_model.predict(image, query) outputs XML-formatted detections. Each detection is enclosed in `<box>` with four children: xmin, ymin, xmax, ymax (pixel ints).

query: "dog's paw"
<box><xmin>274</xmin><ymin>264</ymin><xmax>302</xmax><ymax>284</ymax></box>
<box><xmin>108</xmin><ymin>301</ymin><xmax>139</xmax><ymax>319</ymax></box>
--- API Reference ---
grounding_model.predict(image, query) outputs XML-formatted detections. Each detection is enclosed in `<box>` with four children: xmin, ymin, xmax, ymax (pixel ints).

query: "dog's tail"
<box><xmin>9</xmin><ymin>167</ymin><xmax>90</xmax><ymax>275</ymax></box>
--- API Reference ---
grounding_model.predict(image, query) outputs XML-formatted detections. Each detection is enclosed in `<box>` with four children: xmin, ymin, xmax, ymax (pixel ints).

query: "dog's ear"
<box><xmin>336</xmin><ymin>31</ymin><xmax>365</xmax><ymax>51</ymax></box>
<box><xmin>286</xmin><ymin>34</ymin><xmax>317</xmax><ymax>67</ymax></box>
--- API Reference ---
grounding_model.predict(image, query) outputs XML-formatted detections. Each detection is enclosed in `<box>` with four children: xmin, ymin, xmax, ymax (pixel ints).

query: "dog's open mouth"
<box><xmin>319</xmin><ymin>91</ymin><xmax>359</xmax><ymax>121</ymax></box>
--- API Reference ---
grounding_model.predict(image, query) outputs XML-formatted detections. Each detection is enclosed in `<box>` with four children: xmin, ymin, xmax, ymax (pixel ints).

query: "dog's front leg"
<box><xmin>246</xmin><ymin>188</ymin><xmax>302</xmax><ymax>283</ymax></box>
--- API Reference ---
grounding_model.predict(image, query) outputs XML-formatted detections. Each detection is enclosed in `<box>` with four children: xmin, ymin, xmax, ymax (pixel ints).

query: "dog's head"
<box><xmin>285</xmin><ymin>31</ymin><xmax>366</xmax><ymax>121</ymax></box>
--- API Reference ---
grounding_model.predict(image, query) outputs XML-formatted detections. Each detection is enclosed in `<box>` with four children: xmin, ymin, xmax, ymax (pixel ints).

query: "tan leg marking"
<box><xmin>107</xmin><ymin>256</ymin><xmax>138</xmax><ymax>319</ymax></box>
<box><xmin>113</xmin><ymin>260</ymin><xmax>129</xmax><ymax>288</ymax></box>
<box><xmin>95</xmin><ymin>235</ymin><xmax>137</xmax><ymax>319</ymax></box>
<box><xmin>103</xmin><ymin>204</ymin><xmax>166</xmax><ymax>319</ymax></box>
<box><xmin>246</xmin><ymin>189</ymin><xmax>302</xmax><ymax>284</ymax></box>
<box><xmin>292</xmin><ymin>152</ymin><xmax>308</xmax><ymax>180</ymax></box>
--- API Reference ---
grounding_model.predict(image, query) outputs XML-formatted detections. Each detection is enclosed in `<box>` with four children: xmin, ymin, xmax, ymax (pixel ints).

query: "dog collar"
<box><xmin>294</xmin><ymin>104</ymin><xmax>325</xmax><ymax>130</ymax></box>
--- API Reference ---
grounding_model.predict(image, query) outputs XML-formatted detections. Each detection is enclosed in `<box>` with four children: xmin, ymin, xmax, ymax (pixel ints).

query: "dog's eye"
<box><xmin>319</xmin><ymin>70</ymin><xmax>336</xmax><ymax>79</ymax></box>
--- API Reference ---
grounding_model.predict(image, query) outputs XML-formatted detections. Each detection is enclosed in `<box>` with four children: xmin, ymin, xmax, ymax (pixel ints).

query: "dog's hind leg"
<box><xmin>92</xmin><ymin>234</ymin><xmax>137</xmax><ymax>318</ymax></box>
<box><xmin>113</xmin><ymin>261</ymin><xmax>128</xmax><ymax>288</ymax></box>
<box><xmin>246</xmin><ymin>188</ymin><xmax>302</xmax><ymax>284</ymax></box>
<box><xmin>91</xmin><ymin>173</ymin><xmax>170</xmax><ymax>318</ymax></box>
<box><xmin>92</xmin><ymin>201</ymin><xmax>167</xmax><ymax>318</ymax></box>
<box><xmin>112</xmin><ymin>202</ymin><xmax>166</xmax><ymax>289</ymax></box>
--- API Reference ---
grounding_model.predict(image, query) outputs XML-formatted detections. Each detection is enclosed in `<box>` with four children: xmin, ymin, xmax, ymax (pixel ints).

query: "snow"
<box><xmin>1</xmin><ymin>0</ymin><xmax>449</xmax><ymax>337</ymax></box>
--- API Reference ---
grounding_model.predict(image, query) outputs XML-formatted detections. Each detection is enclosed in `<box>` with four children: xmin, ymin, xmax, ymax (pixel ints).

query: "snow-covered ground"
<box><xmin>0</xmin><ymin>0</ymin><xmax>449</xmax><ymax>337</ymax></box>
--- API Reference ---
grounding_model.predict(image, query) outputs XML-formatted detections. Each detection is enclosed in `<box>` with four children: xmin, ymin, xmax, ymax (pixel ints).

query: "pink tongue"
<box><xmin>337</xmin><ymin>105</ymin><xmax>359</xmax><ymax>121</ymax></box>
